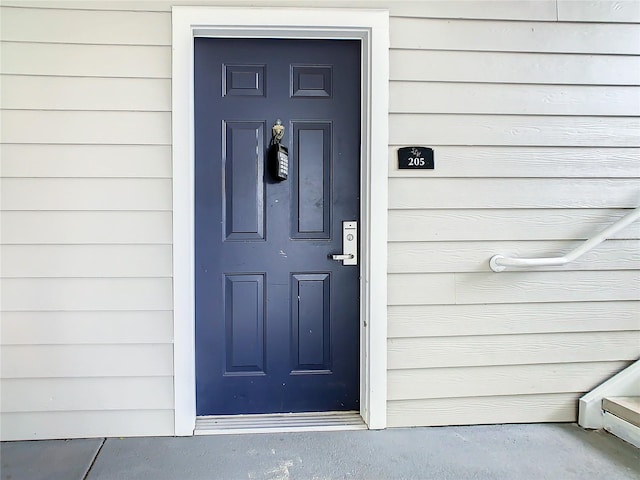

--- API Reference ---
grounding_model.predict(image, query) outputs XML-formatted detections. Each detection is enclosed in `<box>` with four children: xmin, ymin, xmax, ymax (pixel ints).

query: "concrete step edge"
<box><xmin>603</xmin><ymin>397</ymin><xmax>640</xmax><ymax>428</ymax></box>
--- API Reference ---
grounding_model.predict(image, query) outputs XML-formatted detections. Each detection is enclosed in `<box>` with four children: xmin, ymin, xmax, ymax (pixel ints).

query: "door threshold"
<box><xmin>195</xmin><ymin>411</ymin><xmax>367</xmax><ymax>435</ymax></box>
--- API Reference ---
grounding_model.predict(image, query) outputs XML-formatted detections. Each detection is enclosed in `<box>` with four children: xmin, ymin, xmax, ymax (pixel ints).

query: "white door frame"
<box><xmin>171</xmin><ymin>6</ymin><xmax>389</xmax><ymax>435</ymax></box>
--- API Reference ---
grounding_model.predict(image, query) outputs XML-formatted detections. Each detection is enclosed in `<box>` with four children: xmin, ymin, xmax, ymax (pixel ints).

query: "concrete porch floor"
<box><xmin>1</xmin><ymin>424</ymin><xmax>639</xmax><ymax>480</ymax></box>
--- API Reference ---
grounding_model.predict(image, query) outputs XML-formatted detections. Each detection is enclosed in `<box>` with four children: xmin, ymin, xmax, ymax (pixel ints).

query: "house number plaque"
<box><xmin>397</xmin><ymin>146</ymin><xmax>434</xmax><ymax>170</ymax></box>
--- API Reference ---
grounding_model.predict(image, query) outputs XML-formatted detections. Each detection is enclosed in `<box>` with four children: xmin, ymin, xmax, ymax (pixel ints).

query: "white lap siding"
<box><xmin>0</xmin><ymin>5</ymin><xmax>174</xmax><ymax>440</ymax></box>
<box><xmin>385</xmin><ymin>4</ymin><xmax>640</xmax><ymax>426</ymax></box>
<box><xmin>0</xmin><ymin>1</ymin><xmax>638</xmax><ymax>439</ymax></box>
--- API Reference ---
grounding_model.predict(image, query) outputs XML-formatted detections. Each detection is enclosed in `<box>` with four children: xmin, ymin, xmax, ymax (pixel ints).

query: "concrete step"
<box><xmin>602</xmin><ymin>396</ymin><xmax>640</xmax><ymax>448</ymax></box>
<box><xmin>604</xmin><ymin>397</ymin><xmax>640</xmax><ymax>428</ymax></box>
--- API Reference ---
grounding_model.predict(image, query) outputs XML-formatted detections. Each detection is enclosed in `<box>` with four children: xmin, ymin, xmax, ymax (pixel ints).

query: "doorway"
<box><xmin>171</xmin><ymin>7</ymin><xmax>389</xmax><ymax>433</ymax></box>
<box><xmin>194</xmin><ymin>38</ymin><xmax>361</xmax><ymax>415</ymax></box>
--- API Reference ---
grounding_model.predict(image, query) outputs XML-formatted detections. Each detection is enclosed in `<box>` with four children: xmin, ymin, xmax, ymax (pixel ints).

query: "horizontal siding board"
<box><xmin>387</xmin><ymin>273</ymin><xmax>456</xmax><ymax>306</ymax></box>
<box><xmin>392</xmin><ymin>0</ymin><xmax>557</xmax><ymax>20</ymax></box>
<box><xmin>1</xmin><ymin>245</ymin><xmax>172</xmax><ymax>277</ymax></box>
<box><xmin>388</xmin><ymin>240</ymin><xmax>640</xmax><ymax>273</ymax></box>
<box><xmin>388</xmin><ymin>209</ymin><xmax>640</xmax><ymax>242</ymax></box>
<box><xmin>387</xmin><ymin>301</ymin><xmax>640</xmax><ymax>338</ymax></box>
<box><xmin>0</xmin><ymin>42</ymin><xmax>170</xmax><ymax>78</ymax></box>
<box><xmin>389</xmin><ymin>82</ymin><xmax>640</xmax><ymax>116</ymax></box>
<box><xmin>387</xmin><ymin>362</ymin><xmax>630</xmax><ymax>401</ymax></box>
<box><xmin>389</xmin><ymin>271</ymin><xmax>640</xmax><ymax>306</ymax></box>
<box><xmin>391</xmin><ymin>18</ymin><xmax>640</xmax><ymax>55</ymax></box>
<box><xmin>387</xmin><ymin>393</ymin><xmax>578</xmax><ymax>427</ymax></box>
<box><xmin>387</xmin><ymin>331</ymin><xmax>640</xmax><ymax>369</ymax></box>
<box><xmin>1</xmin><ymin>178</ymin><xmax>172</xmax><ymax>211</ymax></box>
<box><xmin>0</xmin><ymin>2</ymin><xmax>558</xmax><ymax>20</ymax></box>
<box><xmin>390</xmin><ymin>114</ymin><xmax>640</xmax><ymax>147</ymax></box>
<box><xmin>1</xmin><ymin>75</ymin><xmax>171</xmax><ymax>111</ymax></box>
<box><xmin>388</xmin><ymin>179</ymin><xmax>640</xmax><ymax>209</ymax></box>
<box><xmin>1</xmin><ymin>111</ymin><xmax>171</xmax><ymax>145</ymax></box>
<box><xmin>1</xmin><ymin>211</ymin><xmax>172</xmax><ymax>244</ymax></box>
<box><xmin>0</xmin><ymin>410</ymin><xmax>173</xmax><ymax>440</ymax></box>
<box><xmin>0</xmin><ymin>7</ymin><xmax>170</xmax><ymax>45</ymax></box>
<box><xmin>0</xmin><ymin>278</ymin><xmax>173</xmax><ymax>311</ymax></box>
<box><xmin>1</xmin><ymin>144</ymin><xmax>172</xmax><ymax>178</ymax></box>
<box><xmin>390</xmin><ymin>50</ymin><xmax>640</xmax><ymax>86</ymax></box>
<box><xmin>557</xmin><ymin>0</ymin><xmax>640</xmax><ymax>23</ymax></box>
<box><xmin>389</xmin><ymin>271</ymin><xmax>640</xmax><ymax>305</ymax></box>
<box><xmin>1</xmin><ymin>311</ymin><xmax>173</xmax><ymax>345</ymax></box>
<box><xmin>454</xmin><ymin>270</ymin><xmax>640</xmax><ymax>305</ymax></box>
<box><xmin>1</xmin><ymin>344</ymin><xmax>173</xmax><ymax>378</ymax></box>
<box><xmin>387</xmin><ymin>147</ymin><xmax>640</xmax><ymax>178</ymax></box>
<box><xmin>1</xmin><ymin>377</ymin><xmax>174</xmax><ymax>412</ymax></box>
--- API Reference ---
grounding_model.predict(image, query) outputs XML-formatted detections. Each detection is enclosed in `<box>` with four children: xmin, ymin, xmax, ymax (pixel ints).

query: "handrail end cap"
<box><xmin>490</xmin><ymin>255</ymin><xmax>507</xmax><ymax>273</ymax></box>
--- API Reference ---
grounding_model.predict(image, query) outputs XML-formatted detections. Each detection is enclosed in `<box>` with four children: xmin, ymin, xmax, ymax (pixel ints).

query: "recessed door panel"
<box><xmin>292</xmin><ymin>122</ymin><xmax>331</xmax><ymax>238</ymax></box>
<box><xmin>224</xmin><ymin>64</ymin><xmax>265</xmax><ymax>96</ymax></box>
<box><xmin>291</xmin><ymin>273</ymin><xmax>331</xmax><ymax>372</ymax></box>
<box><xmin>223</xmin><ymin>121</ymin><xmax>265</xmax><ymax>240</ymax></box>
<box><xmin>195</xmin><ymin>38</ymin><xmax>360</xmax><ymax>415</ymax></box>
<box><xmin>224</xmin><ymin>274</ymin><xmax>265</xmax><ymax>375</ymax></box>
<box><xmin>291</xmin><ymin>65</ymin><xmax>332</xmax><ymax>97</ymax></box>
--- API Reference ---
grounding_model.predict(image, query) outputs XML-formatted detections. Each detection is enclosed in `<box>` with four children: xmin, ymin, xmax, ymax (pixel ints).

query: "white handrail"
<box><xmin>490</xmin><ymin>206</ymin><xmax>640</xmax><ymax>272</ymax></box>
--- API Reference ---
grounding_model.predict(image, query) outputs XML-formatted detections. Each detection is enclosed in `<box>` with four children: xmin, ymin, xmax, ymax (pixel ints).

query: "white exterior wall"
<box><xmin>385</xmin><ymin>1</ymin><xmax>640</xmax><ymax>427</ymax></box>
<box><xmin>0</xmin><ymin>4</ymin><xmax>175</xmax><ymax>440</ymax></box>
<box><xmin>1</xmin><ymin>0</ymin><xmax>639</xmax><ymax>439</ymax></box>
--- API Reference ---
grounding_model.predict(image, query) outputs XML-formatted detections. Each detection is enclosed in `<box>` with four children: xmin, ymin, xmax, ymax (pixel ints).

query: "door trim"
<box><xmin>172</xmin><ymin>7</ymin><xmax>389</xmax><ymax>435</ymax></box>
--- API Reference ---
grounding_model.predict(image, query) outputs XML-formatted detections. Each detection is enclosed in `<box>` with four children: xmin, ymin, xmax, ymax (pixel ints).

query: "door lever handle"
<box><xmin>330</xmin><ymin>254</ymin><xmax>354</xmax><ymax>261</ymax></box>
<box><xmin>331</xmin><ymin>222</ymin><xmax>358</xmax><ymax>266</ymax></box>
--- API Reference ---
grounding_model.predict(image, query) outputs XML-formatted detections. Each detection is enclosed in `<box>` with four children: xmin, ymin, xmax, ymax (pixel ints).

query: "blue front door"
<box><xmin>194</xmin><ymin>38</ymin><xmax>361</xmax><ymax>415</ymax></box>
